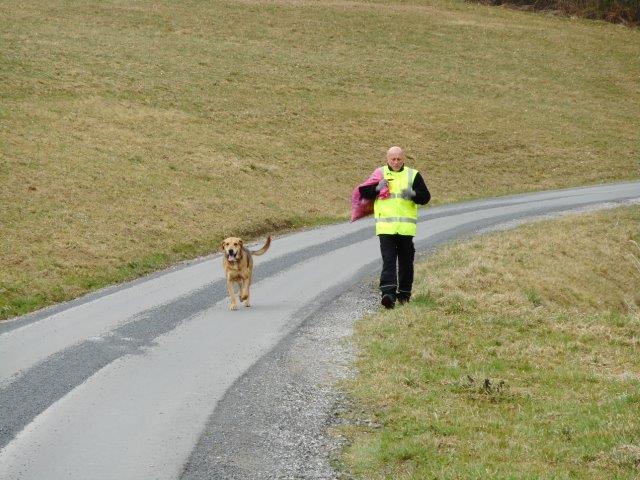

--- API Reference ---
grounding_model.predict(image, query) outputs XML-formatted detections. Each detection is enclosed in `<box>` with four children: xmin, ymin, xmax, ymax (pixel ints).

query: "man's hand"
<box><xmin>401</xmin><ymin>188</ymin><xmax>416</xmax><ymax>200</ymax></box>
<box><xmin>375</xmin><ymin>179</ymin><xmax>389</xmax><ymax>192</ymax></box>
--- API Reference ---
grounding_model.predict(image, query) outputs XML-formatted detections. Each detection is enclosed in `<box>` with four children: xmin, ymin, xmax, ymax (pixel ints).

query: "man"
<box><xmin>359</xmin><ymin>146</ymin><xmax>431</xmax><ymax>309</ymax></box>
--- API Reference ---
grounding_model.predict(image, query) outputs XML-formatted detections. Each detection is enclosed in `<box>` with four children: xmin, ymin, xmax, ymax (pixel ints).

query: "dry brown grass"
<box><xmin>420</xmin><ymin>209</ymin><xmax>640</xmax><ymax>317</ymax></box>
<box><xmin>1</xmin><ymin>0</ymin><xmax>639</xmax><ymax>319</ymax></box>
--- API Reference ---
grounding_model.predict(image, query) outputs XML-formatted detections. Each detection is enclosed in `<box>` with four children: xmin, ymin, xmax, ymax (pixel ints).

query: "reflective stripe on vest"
<box><xmin>375</xmin><ymin>217</ymin><xmax>417</xmax><ymax>224</ymax></box>
<box><xmin>374</xmin><ymin>166</ymin><xmax>418</xmax><ymax>236</ymax></box>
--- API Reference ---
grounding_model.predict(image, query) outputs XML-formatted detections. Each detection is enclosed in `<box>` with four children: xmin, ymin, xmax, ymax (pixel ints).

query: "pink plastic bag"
<box><xmin>350</xmin><ymin>167</ymin><xmax>390</xmax><ymax>222</ymax></box>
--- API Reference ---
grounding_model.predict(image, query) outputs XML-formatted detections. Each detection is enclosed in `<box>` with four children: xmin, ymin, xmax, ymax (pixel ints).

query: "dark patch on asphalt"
<box><xmin>0</xmin><ymin>226</ymin><xmax>372</xmax><ymax>448</ymax></box>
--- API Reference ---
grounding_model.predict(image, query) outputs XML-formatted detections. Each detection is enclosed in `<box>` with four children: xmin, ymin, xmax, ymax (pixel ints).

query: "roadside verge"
<box><xmin>341</xmin><ymin>204</ymin><xmax>640</xmax><ymax>479</ymax></box>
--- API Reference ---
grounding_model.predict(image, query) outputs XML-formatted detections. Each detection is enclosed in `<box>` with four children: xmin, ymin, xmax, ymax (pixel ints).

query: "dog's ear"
<box><xmin>239</xmin><ymin>240</ymin><xmax>244</xmax><ymax>248</ymax></box>
<box><xmin>221</xmin><ymin>241</ymin><xmax>226</xmax><ymax>251</ymax></box>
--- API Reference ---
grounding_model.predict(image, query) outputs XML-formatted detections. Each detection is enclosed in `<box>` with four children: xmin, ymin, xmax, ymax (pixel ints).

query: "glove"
<box><xmin>401</xmin><ymin>188</ymin><xmax>416</xmax><ymax>200</ymax></box>
<box><xmin>375</xmin><ymin>179</ymin><xmax>388</xmax><ymax>192</ymax></box>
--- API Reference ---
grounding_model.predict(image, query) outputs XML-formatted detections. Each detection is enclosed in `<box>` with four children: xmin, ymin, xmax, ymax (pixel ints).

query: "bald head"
<box><xmin>386</xmin><ymin>146</ymin><xmax>404</xmax><ymax>160</ymax></box>
<box><xmin>386</xmin><ymin>146</ymin><xmax>405</xmax><ymax>171</ymax></box>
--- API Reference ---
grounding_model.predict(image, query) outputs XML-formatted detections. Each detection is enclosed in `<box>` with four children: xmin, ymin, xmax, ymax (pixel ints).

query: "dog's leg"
<box><xmin>227</xmin><ymin>279</ymin><xmax>239</xmax><ymax>311</ymax></box>
<box><xmin>240</xmin><ymin>274</ymin><xmax>251</xmax><ymax>307</ymax></box>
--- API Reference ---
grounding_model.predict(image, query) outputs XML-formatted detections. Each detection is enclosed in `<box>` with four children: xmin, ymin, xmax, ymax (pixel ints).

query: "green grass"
<box><xmin>1</xmin><ymin>0</ymin><xmax>639</xmax><ymax>320</ymax></box>
<box><xmin>341</xmin><ymin>205</ymin><xmax>640</xmax><ymax>479</ymax></box>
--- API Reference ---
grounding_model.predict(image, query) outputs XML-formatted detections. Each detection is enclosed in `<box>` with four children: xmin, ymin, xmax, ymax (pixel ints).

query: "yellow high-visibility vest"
<box><xmin>374</xmin><ymin>165</ymin><xmax>419</xmax><ymax>236</ymax></box>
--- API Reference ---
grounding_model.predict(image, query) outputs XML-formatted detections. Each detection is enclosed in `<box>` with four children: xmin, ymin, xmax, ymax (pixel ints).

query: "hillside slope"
<box><xmin>1</xmin><ymin>0</ymin><xmax>638</xmax><ymax>319</ymax></box>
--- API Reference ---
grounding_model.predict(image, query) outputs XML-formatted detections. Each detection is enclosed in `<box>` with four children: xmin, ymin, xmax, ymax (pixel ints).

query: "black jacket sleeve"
<box><xmin>412</xmin><ymin>172</ymin><xmax>431</xmax><ymax>205</ymax></box>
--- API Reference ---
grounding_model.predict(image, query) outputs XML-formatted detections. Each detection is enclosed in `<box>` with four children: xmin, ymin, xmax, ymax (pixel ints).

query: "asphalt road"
<box><xmin>1</xmin><ymin>181</ymin><xmax>639</xmax><ymax>479</ymax></box>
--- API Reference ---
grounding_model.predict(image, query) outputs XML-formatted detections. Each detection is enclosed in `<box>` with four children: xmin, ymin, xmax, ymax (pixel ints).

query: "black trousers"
<box><xmin>378</xmin><ymin>234</ymin><xmax>415</xmax><ymax>300</ymax></box>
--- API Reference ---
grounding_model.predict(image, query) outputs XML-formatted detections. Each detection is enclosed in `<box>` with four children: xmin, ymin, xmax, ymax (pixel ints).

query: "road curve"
<box><xmin>0</xmin><ymin>181</ymin><xmax>639</xmax><ymax>479</ymax></box>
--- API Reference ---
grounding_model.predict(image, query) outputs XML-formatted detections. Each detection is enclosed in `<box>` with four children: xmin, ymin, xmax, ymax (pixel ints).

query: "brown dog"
<box><xmin>221</xmin><ymin>235</ymin><xmax>271</xmax><ymax>310</ymax></box>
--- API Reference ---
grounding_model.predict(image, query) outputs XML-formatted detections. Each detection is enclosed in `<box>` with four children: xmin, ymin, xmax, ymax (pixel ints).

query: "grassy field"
<box><xmin>341</xmin><ymin>205</ymin><xmax>640</xmax><ymax>479</ymax></box>
<box><xmin>1</xmin><ymin>0</ymin><xmax>639</xmax><ymax>320</ymax></box>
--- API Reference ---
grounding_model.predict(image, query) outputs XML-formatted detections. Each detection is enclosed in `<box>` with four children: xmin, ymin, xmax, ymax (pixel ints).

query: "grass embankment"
<box><xmin>342</xmin><ymin>205</ymin><xmax>640</xmax><ymax>479</ymax></box>
<box><xmin>1</xmin><ymin>0</ymin><xmax>639</xmax><ymax>320</ymax></box>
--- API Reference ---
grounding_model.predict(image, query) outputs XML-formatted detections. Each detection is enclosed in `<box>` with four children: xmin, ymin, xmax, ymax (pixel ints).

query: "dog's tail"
<box><xmin>250</xmin><ymin>235</ymin><xmax>271</xmax><ymax>256</ymax></box>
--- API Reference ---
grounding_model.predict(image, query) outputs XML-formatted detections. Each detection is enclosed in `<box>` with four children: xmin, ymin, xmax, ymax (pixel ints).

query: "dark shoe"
<box><xmin>381</xmin><ymin>294</ymin><xmax>396</xmax><ymax>309</ymax></box>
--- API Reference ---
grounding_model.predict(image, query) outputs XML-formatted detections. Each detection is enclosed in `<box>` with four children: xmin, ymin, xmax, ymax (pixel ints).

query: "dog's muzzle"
<box><xmin>226</xmin><ymin>250</ymin><xmax>238</xmax><ymax>261</ymax></box>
